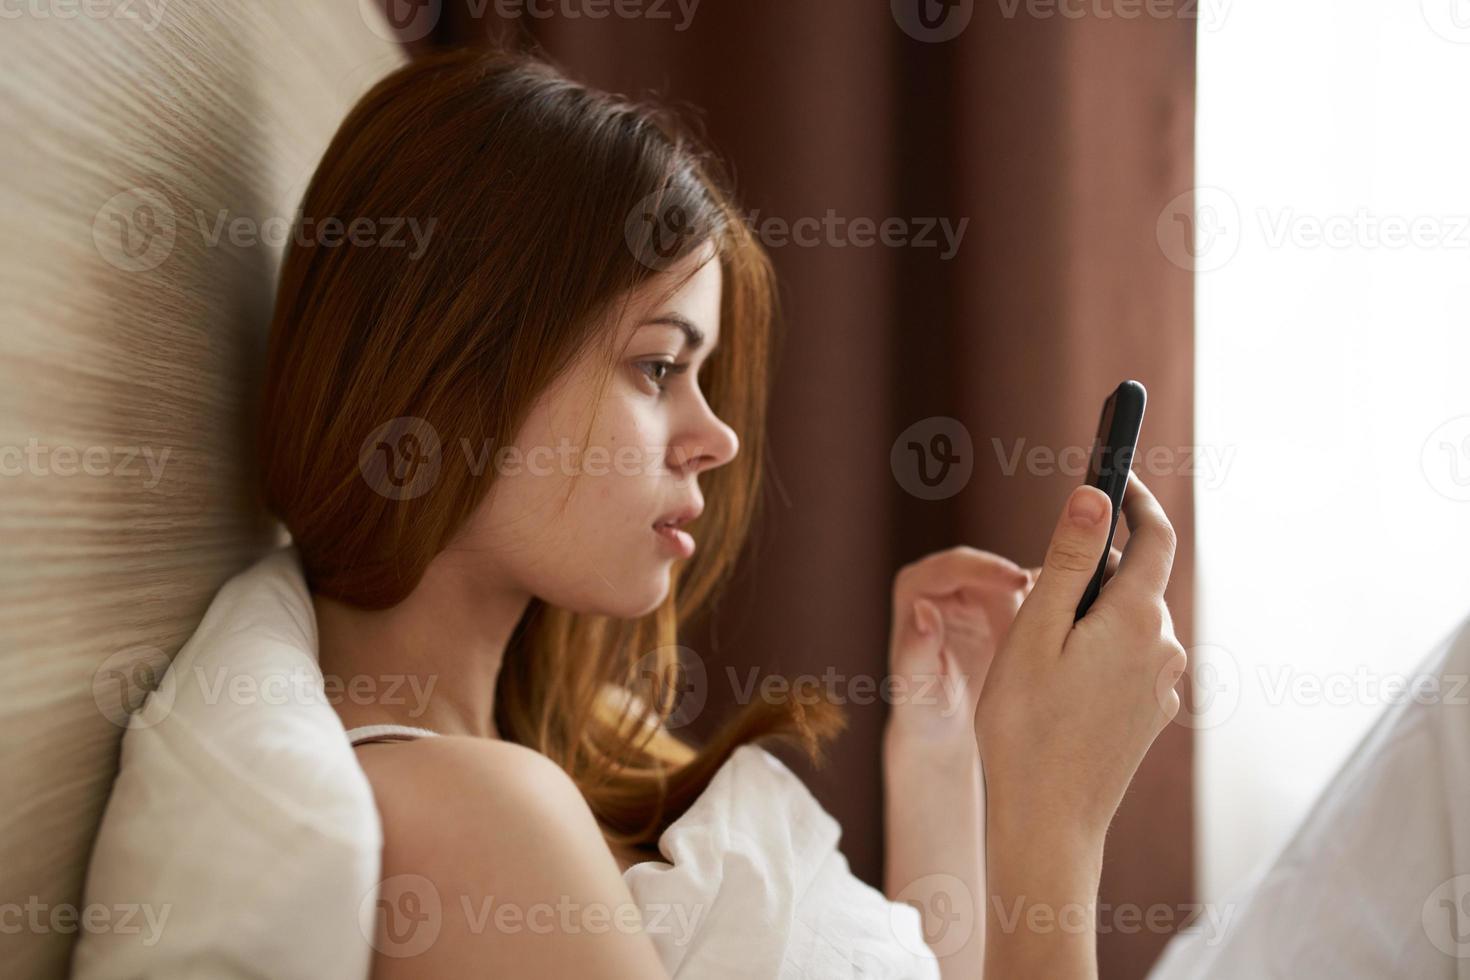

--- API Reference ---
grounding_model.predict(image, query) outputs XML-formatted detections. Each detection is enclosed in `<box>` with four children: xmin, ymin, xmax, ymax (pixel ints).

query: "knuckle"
<box><xmin>1046</xmin><ymin>540</ymin><xmax>1098</xmax><ymax>575</ymax></box>
<box><xmin>1127</xmin><ymin>600</ymin><xmax>1165</xmax><ymax>638</ymax></box>
<box><xmin>1148</xmin><ymin>602</ymin><xmax>1169</xmax><ymax>636</ymax></box>
<box><xmin>1147</xmin><ymin>635</ymin><xmax>1187</xmax><ymax>682</ymax></box>
<box><xmin>1161</xmin><ymin>641</ymin><xmax>1187</xmax><ymax>679</ymax></box>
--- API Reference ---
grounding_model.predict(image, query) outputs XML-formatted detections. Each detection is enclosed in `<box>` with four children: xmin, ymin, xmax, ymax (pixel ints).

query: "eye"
<box><xmin>637</xmin><ymin>359</ymin><xmax>691</xmax><ymax>394</ymax></box>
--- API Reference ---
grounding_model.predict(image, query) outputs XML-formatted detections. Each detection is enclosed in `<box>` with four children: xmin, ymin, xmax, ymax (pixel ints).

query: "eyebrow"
<box><xmin>640</xmin><ymin>314</ymin><xmax>708</xmax><ymax>353</ymax></box>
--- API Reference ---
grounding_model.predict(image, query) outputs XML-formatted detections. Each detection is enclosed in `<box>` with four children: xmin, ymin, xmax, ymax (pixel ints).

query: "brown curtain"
<box><xmin>384</xmin><ymin>3</ymin><xmax>1196</xmax><ymax>976</ymax></box>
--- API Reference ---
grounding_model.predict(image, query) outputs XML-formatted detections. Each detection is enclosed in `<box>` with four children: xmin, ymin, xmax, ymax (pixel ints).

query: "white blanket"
<box><xmin>624</xmin><ymin>744</ymin><xmax>941</xmax><ymax>979</ymax></box>
<box><xmin>1149</xmin><ymin>611</ymin><xmax>1470</xmax><ymax>979</ymax></box>
<box><xmin>74</xmin><ymin>543</ymin><xmax>939</xmax><ymax>979</ymax></box>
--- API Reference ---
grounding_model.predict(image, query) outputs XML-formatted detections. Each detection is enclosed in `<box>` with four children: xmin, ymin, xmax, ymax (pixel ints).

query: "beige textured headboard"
<box><xmin>0</xmin><ymin>4</ymin><xmax>403</xmax><ymax>975</ymax></box>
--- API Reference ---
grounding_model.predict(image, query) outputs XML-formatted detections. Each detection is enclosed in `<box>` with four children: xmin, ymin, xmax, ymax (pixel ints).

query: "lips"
<box><xmin>653</xmin><ymin>502</ymin><xmax>703</xmax><ymax>529</ymax></box>
<box><xmin>653</xmin><ymin>503</ymin><xmax>701</xmax><ymax>558</ymax></box>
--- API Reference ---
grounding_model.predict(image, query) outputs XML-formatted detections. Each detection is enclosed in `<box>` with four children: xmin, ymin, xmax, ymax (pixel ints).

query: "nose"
<box><xmin>669</xmin><ymin>402</ymin><xmax>740</xmax><ymax>478</ymax></box>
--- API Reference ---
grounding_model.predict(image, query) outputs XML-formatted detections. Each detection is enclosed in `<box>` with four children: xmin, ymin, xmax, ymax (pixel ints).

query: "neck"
<box><xmin>312</xmin><ymin>549</ymin><xmax>530</xmax><ymax>740</ymax></box>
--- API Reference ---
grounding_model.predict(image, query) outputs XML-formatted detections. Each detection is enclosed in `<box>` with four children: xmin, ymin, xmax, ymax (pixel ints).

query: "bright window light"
<box><xmin>1193</xmin><ymin>0</ymin><xmax>1470</xmax><ymax>905</ymax></box>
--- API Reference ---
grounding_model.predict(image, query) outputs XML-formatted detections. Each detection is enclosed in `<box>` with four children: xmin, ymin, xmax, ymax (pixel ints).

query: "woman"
<box><xmin>257</xmin><ymin>47</ymin><xmax>1185</xmax><ymax>979</ymax></box>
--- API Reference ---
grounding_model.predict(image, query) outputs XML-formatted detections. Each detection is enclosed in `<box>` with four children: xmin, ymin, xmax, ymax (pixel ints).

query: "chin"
<box><xmin>618</xmin><ymin>576</ymin><xmax>673</xmax><ymax>620</ymax></box>
<box><xmin>552</xmin><ymin>569</ymin><xmax>670</xmax><ymax>620</ymax></box>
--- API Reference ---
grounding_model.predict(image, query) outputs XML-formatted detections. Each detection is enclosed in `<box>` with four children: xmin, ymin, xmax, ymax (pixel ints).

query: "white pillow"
<box><xmin>72</xmin><ymin>544</ymin><xmax>381</xmax><ymax>980</ymax></box>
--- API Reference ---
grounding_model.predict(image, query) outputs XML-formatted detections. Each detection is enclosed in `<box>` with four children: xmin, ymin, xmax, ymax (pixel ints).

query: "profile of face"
<box><xmin>456</xmin><ymin>245</ymin><xmax>739</xmax><ymax>619</ymax></box>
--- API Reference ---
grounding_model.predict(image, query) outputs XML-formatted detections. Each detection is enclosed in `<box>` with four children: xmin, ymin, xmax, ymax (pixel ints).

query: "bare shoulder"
<box><xmin>353</xmin><ymin>736</ymin><xmax>667</xmax><ymax>979</ymax></box>
<box><xmin>355</xmin><ymin>735</ymin><xmax>583</xmax><ymax>818</ymax></box>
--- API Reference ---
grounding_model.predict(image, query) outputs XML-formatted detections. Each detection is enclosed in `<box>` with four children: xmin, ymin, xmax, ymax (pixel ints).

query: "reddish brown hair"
<box><xmin>257</xmin><ymin>48</ymin><xmax>842</xmax><ymax>848</ymax></box>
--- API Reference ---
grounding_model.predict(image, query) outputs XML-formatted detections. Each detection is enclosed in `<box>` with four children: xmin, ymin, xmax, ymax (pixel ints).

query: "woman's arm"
<box><xmin>983</xmin><ymin>784</ymin><xmax>1107</xmax><ymax>978</ymax></box>
<box><xmin>977</xmin><ymin>473</ymin><xmax>1185</xmax><ymax>979</ymax></box>
<box><xmin>882</xmin><ymin>546</ymin><xmax>1030</xmax><ymax>978</ymax></box>
<box><xmin>883</xmin><ymin>726</ymin><xmax>986</xmax><ymax>980</ymax></box>
<box><xmin>354</xmin><ymin>735</ymin><xmax>672</xmax><ymax>979</ymax></box>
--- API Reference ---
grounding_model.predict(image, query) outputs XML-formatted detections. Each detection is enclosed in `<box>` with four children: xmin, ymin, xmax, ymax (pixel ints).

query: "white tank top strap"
<box><xmin>345</xmin><ymin>723</ymin><xmax>443</xmax><ymax>747</ymax></box>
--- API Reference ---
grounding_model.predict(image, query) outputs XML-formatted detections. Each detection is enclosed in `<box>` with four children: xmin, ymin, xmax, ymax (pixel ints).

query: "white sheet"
<box><xmin>1149</xmin><ymin>610</ymin><xmax>1470</xmax><ymax>979</ymax></box>
<box><xmin>74</xmin><ymin>543</ymin><xmax>940</xmax><ymax>978</ymax></box>
<box><xmin>624</xmin><ymin>744</ymin><xmax>941</xmax><ymax>978</ymax></box>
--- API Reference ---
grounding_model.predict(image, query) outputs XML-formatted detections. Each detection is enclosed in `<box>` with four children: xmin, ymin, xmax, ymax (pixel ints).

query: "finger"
<box><xmin>915</xmin><ymin>597</ymin><xmax>944</xmax><ymax>641</ymax></box>
<box><xmin>1011</xmin><ymin>485</ymin><xmax>1114</xmax><ymax>650</ymax></box>
<box><xmin>1103</xmin><ymin>546</ymin><xmax>1123</xmax><ymax>583</ymax></box>
<box><xmin>896</xmin><ymin>547</ymin><xmax>1028</xmax><ymax>602</ymax></box>
<box><xmin>1112</xmin><ymin>471</ymin><xmax>1177</xmax><ymax>600</ymax></box>
<box><xmin>892</xmin><ymin>596</ymin><xmax>946</xmax><ymax>674</ymax></box>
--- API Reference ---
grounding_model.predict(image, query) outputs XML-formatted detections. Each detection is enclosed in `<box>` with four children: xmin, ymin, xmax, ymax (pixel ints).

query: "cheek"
<box><xmin>504</xmin><ymin>402</ymin><xmax>661</xmax><ymax>536</ymax></box>
<box><xmin>585</xmin><ymin>397</ymin><xmax>667</xmax><ymax>485</ymax></box>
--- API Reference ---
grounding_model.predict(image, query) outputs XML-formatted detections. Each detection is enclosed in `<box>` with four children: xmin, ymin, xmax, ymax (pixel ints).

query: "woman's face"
<box><xmin>462</xmin><ymin>246</ymin><xmax>738</xmax><ymax>618</ymax></box>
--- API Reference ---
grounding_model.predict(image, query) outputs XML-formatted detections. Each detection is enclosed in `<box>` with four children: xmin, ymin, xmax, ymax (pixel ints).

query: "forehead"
<box><xmin>625</xmin><ymin>250</ymin><xmax>722</xmax><ymax>348</ymax></box>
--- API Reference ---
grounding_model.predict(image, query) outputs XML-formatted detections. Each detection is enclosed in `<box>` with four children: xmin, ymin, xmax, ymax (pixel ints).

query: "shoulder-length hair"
<box><xmin>257</xmin><ymin>47</ymin><xmax>843</xmax><ymax>849</ymax></box>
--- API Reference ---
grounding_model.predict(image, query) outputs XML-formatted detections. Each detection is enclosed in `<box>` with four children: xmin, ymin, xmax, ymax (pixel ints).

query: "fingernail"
<box><xmin>914</xmin><ymin>600</ymin><xmax>931</xmax><ymax>635</ymax></box>
<box><xmin>1069</xmin><ymin>488</ymin><xmax>1107</xmax><ymax>527</ymax></box>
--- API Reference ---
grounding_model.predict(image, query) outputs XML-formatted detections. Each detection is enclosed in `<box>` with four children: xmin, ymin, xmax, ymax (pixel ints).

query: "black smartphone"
<box><xmin>1074</xmin><ymin>380</ymin><xmax>1147</xmax><ymax>621</ymax></box>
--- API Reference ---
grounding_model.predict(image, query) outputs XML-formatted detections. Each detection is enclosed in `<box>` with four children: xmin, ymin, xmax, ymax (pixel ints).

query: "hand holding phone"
<box><xmin>1074</xmin><ymin>380</ymin><xmax>1147</xmax><ymax>621</ymax></box>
